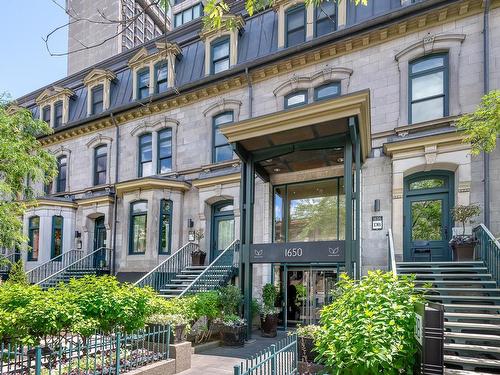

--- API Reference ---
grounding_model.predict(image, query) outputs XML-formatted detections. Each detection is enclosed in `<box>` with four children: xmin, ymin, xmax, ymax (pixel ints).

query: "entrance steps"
<box><xmin>398</xmin><ymin>261</ymin><xmax>500</xmax><ymax>373</ymax></box>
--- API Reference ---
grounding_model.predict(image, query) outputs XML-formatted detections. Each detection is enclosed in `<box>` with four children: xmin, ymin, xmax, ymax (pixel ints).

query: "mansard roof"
<box><xmin>17</xmin><ymin>0</ymin><xmax>461</xmax><ymax>131</ymax></box>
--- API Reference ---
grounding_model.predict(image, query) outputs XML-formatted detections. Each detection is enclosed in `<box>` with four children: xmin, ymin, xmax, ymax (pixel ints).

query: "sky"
<box><xmin>0</xmin><ymin>1</ymin><xmax>68</xmax><ymax>100</ymax></box>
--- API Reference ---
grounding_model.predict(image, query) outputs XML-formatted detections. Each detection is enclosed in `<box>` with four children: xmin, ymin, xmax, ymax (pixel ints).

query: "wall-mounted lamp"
<box><xmin>75</xmin><ymin>231</ymin><xmax>81</xmax><ymax>238</ymax></box>
<box><xmin>374</xmin><ymin>199</ymin><xmax>380</xmax><ymax>212</ymax></box>
<box><xmin>187</xmin><ymin>219</ymin><xmax>194</xmax><ymax>228</ymax></box>
<box><xmin>76</xmin><ymin>240</ymin><xmax>82</xmax><ymax>250</ymax></box>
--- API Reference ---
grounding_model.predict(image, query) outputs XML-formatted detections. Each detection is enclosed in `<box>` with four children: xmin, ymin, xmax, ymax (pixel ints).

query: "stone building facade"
<box><xmin>16</xmin><ymin>0</ymin><xmax>500</xmax><ymax>312</ymax></box>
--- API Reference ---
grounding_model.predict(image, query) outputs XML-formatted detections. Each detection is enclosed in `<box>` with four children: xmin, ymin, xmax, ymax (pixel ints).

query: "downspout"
<box><xmin>110</xmin><ymin>113</ymin><xmax>120</xmax><ymax>275</ymax></box>
<box><xmin>483</xmin><ymin>0</ymin><xmax>490</xmax><ymax>228</ymax></box>
<box><xmin>245</xmin><ymin>67</ymin><xmax>253</xmax><ymax>118</ymax></box>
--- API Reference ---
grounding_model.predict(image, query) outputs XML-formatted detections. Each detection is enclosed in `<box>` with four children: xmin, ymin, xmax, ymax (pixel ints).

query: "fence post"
<box><xmin>115</xmin><ymin>332</ymin><xmax>121</xmax><ymax>374</ymax></box>
<box><xmin>271</xmin><ymin>344</ymin><xmax>277</xmax><ymax>375</ymax></box>
<box><xmin>34</xmin><ymin>346</ymin><xmax>42</xmax><ymax>375</ymax></box>
<box><xmin>233</xmin><ymin>365</ymin><xmax>241</xmax><ymax>375</ymax></box>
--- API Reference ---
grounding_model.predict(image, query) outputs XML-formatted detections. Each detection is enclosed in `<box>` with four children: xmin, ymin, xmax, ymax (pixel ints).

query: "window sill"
<box><xmin>395</xmin><ymin>115</ymin><xmax>460</xmax><ymax>136</ymax></box>
<box><xmin>201</xmin><ymin>159</ymin><xmax>240</xmax><ymax>173</ymax></box>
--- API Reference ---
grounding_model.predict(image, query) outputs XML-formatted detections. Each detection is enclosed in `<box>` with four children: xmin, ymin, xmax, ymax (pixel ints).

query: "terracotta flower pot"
<box><xmin>191</xmin><ymin>251</ymin><xmax>207</xmax><ymax>266</ymax></box>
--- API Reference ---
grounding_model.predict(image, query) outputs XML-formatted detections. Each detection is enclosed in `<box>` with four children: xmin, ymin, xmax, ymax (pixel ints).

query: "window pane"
<box><xmin>214</xmin><ymin>127</ymin><xmax>228</xmax><ymax>147</ymax></box>
<box><xmin>274</xmin><ymin>187</ymin><xmax>285</xmax><ymax>242</ymax></box>
<box><xmin>215</xmin><ymin>144</ymin><xmax>233</xmax><ymax>162</ymax></box>
<box><xmin>287</xmin><ymin>8</ymin><xmax>305</xmax><ymax>30</ymax></box>
<box><xmin>411</xmin><ymin>199</ymin><xmax>443</xmax><ymax>241</ymax></box>
<box><xmin>286</xmin><ymin>92</ymin><xmax>307</xmax><ymax>107</ymax></box>
<box><xmin>96</xmin><ymin>171</ymin><xmax>106</xmax><ymax>185</ymax></box>
<box><xmin>132</xmin><ymin>215</ymin><xmax>147</xmax><ymax>253</ymax></box>
<box><xmin>213</xmin><ymin>41</ymin><xmax>229</xmax><ymax>60</ymax></box>
<box><xmin>159</xmin><ymin>130</ymin><xmax>172</xmax><ymax>157</ymax></box>
<box><xmin>411</xmin><ymin>71</ymin><xmax>444</xmax><ymax>101</ymax></box>
<box><xmin>193</xmin><ymin>4</ymin><xmax>201</xmax><ymax>18</ymax></box>
<box><xmin>96</xmin><ymin>155</ymin><xmax>106</xmax><ymax>172</ymax></box>
<box><xmin>411</xmin><ymin>97</ymin><xmax>444</xmax><ymax>123</ymax></box>
<box><xmin>141</xmin><ymin>161</ymin><xmax>153</xmax><ymax>176</ymax></box>
<box><xmin>138</xmin><ymin>71</ymin><xmax>149</xmax><ymax>87</ymax></box>
<box><xmin>160</xmin><ymin>200</ymin><xmax>171</xmax><ymax>254</ymax></box>
<box><xmin>95</xmin><ymin>146</ymin><xmax>106</xmax><ymax>157</ymax></box>
<box><xmin>132</xmin><ymin>201</ymin><xmax>147</xmax><ymax>213</ymax></box>
<box><xmin>287</xmin><ymin>180</ymin><xmax>338</xmax><ymax>242</ymax></box>
<box><xmin>183</xmin><ymin>8</ymin><xmax>193</xmax><ymax>23</ymax></box>
<box><xmin>42</xmin><ymin>106</ymin><xmax>51</xmax><ymax>123</ymax></box>
<box><xmin>316</xmin><ymin>1</ymin><xmax>336</xmax><ymax>20</ymax></box>
<box><xmin>315</xmin><ymin>83</ymin><xmax>340</xmax><ymax>100</ymax></box>
<box><xmin>316</xmin><ymin>19</ymin><xmax>335</xmax><ymax>37</ymax></box>
<box><xmin>214</xmin><ymin>112</ymin><xmax>233</xmax><ymax>126</ymax></box>
<box><xmin>93</xmin><ymin>86</ymin><xmax>103</xmax><ymax>102</ymax></box>
<box><xmin>213</xmin><ymin>59</ymin><xmax>230</xmax><ymax>74</ymax></box>
<box><xmin>410</xmin><ymin>178</ymin><xmax>445</xmax><ymax>190</ymax></box>
<box><xmin>52</xmin><ymin>216</ymin><xmax>63</xmax><ymax>259</ymax></box>
<box><xmin>175</xmin><ymin>13</ymin><xmax>182</xmax><ymax>27</ymax></box>
<box><xmin>287</xmin><ymin>29</ymin><xmax>305</xmax><ymax>47</ymax></box>
<box><xmin>141</xmin><ymin>142</ymin><xmax>152</xmax><ymax>162</ymax></box>
<box><xmin>159</xmin><ymin>158</ymin><xmax>172</xmax><ymax>173</ymax></box>
<box><xmin>411</xmin><ymin>56</ymin><xmax>445</xmax><ymax>74</ymax></box>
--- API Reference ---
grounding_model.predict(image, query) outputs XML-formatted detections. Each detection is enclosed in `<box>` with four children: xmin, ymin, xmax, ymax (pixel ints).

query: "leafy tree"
<box><xmin>458</xmin><ymin>90</ymin><xmax>500</xmax><ymax>155</ymax></box>
<box><xmin>315</xmin><ymin>271</ymin><xmax>425</xmax><ymax>374</ymax></box>
<box><xmin>0</xmin><ymin>94</ymin><xmax>57</xmax><ymax>250</ymax></box>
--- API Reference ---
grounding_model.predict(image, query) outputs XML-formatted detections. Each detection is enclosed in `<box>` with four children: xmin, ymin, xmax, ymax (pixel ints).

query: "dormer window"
<box><xmin>91</xmin><ymin>85</ymin><xmax>104</xmax><ymax>115</ymax></box>
<box><xmin>137</xmin><ymin>68</ymin><xmax>150</xmax><ymax>99</ymax></box>
<box><xmin>174</xmin><ymin>3</ymin><xmax>203</xmax><ymax>27</ymax></box>
<box><xmin>155</xmin><ymin>61</ymin><xmax>168</xmax><ymax>94</ymax></box>
<box><xmin>211</xmin><ymin>38</ymin><xmax>230</xmax><ymax>74</ymax></box>
<box><xmin>53</xmin><ymin>101</ymin><xmax>63</xmax><ymax>128</ymax></box>
<box><xmin>315</xmin><ymin>1</ymin><xmax>337</xmax><ymax>37</ymax></box>
<box><xmin>286</xmin><ymin>5</ymin><xmax>306</xmax><ymax>47</ymax></box>
<box><xmin>285</xmin><ymin>90</ymin><xmax>308</xmax><ymax>108</ymax></box>
<box><xmin>42</xmin><ymin>105</ymin><xmax>51</xmax><ymax>124</ymax></box>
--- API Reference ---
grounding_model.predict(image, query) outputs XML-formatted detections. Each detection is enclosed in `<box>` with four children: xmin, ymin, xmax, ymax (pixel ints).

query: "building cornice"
<box><xmin>383</xmin><ymin>131</ymin><xmax>468</xmax><ymax>156</ymax></box>
<box><xmin>115</xmin><ymin>177</ymin><xmax>191</xmax><ymax>196</ymax></box>
<box><xmin>76</xmin><ymin>195</ymin><xmax>115</xmax><ymax>206</ymax></box>
<box><xmin>26</xmin><ymin>199</ymin><xmax>78</xmax><ymax>209</ymax></box>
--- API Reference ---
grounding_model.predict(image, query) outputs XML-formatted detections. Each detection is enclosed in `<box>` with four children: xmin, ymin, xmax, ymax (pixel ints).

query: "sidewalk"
<box><xmin>179</xmin><ymin>331</ymin><xmax>288</xmax><ymax>374</ymax></box>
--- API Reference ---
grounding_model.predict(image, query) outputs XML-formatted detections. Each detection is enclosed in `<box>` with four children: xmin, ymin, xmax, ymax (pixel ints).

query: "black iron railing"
<box><xmin>26</xmin><ymin>249</ymin><xmax>84</xmax><ymax>284</ymax></box>
<box><xmin>474</xmin><ymin>224</ymin><xmax>500</xmax><ymax>285</ymax></box>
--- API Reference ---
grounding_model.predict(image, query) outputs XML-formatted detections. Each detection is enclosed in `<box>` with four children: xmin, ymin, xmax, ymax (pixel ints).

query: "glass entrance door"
<box><xmin>211</xmin><ymin>201</ymin><xmax>235</xmax><ymax>260</ymax></box>
<box><xmin>285</xmin><ymin>267</ymin><xmax>338</xmax><ymax>326</ymax></box>
<box><xmin>93</xmin><ymin>216</ymin><xmax>107</xmax><ymax>267</ymax></box>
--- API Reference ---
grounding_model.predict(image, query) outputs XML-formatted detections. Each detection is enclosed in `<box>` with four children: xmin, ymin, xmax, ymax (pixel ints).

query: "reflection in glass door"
<box><xmin>284</xmin><ymin>267</ymin><xmax>338</xmax><ymax>326</ymax></box>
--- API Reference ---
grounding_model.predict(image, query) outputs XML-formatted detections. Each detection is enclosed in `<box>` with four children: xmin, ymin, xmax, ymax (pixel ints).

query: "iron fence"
<box><xmin>233</xmin><ymin>334</ymin><xmax>298</xmax><ymax>375</ymax></box>
<box><xmin>474</xmin><ymin>224</ymin><xmax>500</xmax><ymax>285</ymax></box>
<box><xmin>0</xmin><ymin>325</ymin><xmax>170</xmax><ymax>375</ymax></box>
<box><xmin>135</xmin><ymin>242</ymin><xmax>197</xmax><ymax>292</ymax></box>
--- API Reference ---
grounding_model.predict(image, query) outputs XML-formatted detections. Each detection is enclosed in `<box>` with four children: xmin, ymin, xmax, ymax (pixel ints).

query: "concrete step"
<box><xmin>412</xmin><ymin>274</ymin><xmax>493</xmax><ymax>280</ymax></box>
<box><xmin>397</xmin><ymin>261</ymin><xmax>484</xmax><ymax>267</ymax></box>
<box><xmin>446</xmin><ymin>332</ymin><xmax>500</xmax><ymax>343</ymax></box>
<box><xmin>445</xmin><ymin>321</ymin><xmax>500</xmax><ymax>332</ymax></box>
<box><xmin>159</xmin><ymin>289</ymin><xmax>184</xmax><ymax>294</ymax></box>
<box><xmin>422</xmin><ymin>288</ymin><xmax>500</xmax><ymax>294</ymax></box>
<box><xmin>444</xmin><ymin>354</ymin><xmax>500</xmax><ymax>368</ymax></box>
<box><xmin>445</xmin><ymin>343</ymin><xmax>500</xmax><ymax>354</ymax></box>
<box><xmin>415</xmin><ymin>280</ymin><xmax>497</xmax><ymax>287</ymax></box>
<box><xmin>443</xmin><ymin>304</ymin><xmax>500</xmax><ymax>312</ymax></box>
<box><xmin>445</xmin><ymin>313</ymin><xmax>500</xmax><ymax>321</ymax></box>
<box><xmin>426</xmin><ymin>295</ymin><xmax>500</xmax><ymax>302</ymax></box>
<box><xmin>398</xmin><ymin>267</ymin><xmax>488</xmax><ymax>273</ymax></box>
<box><xmin>445</xmin><ymin>369</ymin><xmax>498</xmax><ymax>375</ymax></box>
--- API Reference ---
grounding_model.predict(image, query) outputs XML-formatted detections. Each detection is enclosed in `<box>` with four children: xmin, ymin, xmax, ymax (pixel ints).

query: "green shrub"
<box><xmin>315</xmin><ymin>271</ymin><xmax>424</xmax><ymax>374</ymax></box>
<box><xmin>193</xmin><ymin>291</ymin><xmax>220</xmax><ymax>320</ymax></box>
<box><xmin>218</xmin><ymin>284</ymin><xmax>242</xmax><ymax>316</ymax></box>
<box><xmin>0</xmin><ymin>282</ymin><xmax>41</xmax><ymax>312</ymax></box>
<box><xmin>6</xmin><ymin>260</ymin><xmax>28</xmax><ymax>285</ymax></box>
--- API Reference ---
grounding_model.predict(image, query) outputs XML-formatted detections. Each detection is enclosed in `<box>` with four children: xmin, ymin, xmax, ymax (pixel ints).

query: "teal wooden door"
<box><xmin>93</xmin><ymin>216</ymin><xmax>106</xmax><ymax>267</ymax></box>
<box><xmin>403</xmin><ymin>172</ymin><xmax>453</xmax><ymax>262</ymax></box>
<box><xmin>211</xmin><ymin>201</ymin><xmax>234</xmax><ymax>260</ymax></box>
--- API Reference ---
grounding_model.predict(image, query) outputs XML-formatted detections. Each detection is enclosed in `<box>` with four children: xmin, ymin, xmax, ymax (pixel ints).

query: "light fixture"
<box><xmin>374</xmin><ymin>199</ymin><xmax>380</xmax><ymax>212</ymax></box>
<box><xmin>336</xmin><ymin>157</ymin><xmax>344</xmax><ymax>163</ymax></box>
<box><xmin>187</xmin><ymin>218</ymin><xmax>194</xmax><ymax>228</ymax></box>
<box><xmin>333</xmin><ymin>147</ymin><xmax>342</xmax><ymax>151</ymax></box>
<box><xmin>273</xmin><ymin>168</ymin><xmax>281</xmax><ymax>172</ymax></box>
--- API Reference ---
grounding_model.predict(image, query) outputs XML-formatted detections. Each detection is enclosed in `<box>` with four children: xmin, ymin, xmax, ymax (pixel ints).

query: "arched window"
<box><xmin>138</xmin><ymin>133</ymin><xmax>153</xmax><ymax>177</ymax></box>
<box><xmin>129</xmin><ymin>201</ymin><xmax>148</xmax><ymax>254</ymax></box>
<box><xmin>314</xmin><ymin>82</ymin><xmax>341</xmax><ymax>101</ymax></box>
<box><xmin>28</xmin><ymin>216</ymin><xmax>40</xmax><ymax>261</ymax></box>
<box><xmin>157</xmin><ymin>128</ymin><xmax>172</xmax><ymax>174</ymax></box>
<box><xmin>56</xmin><ymin>155</ymin><xmax>67</xmax><ymax>193</ymax></box>
<box><xmin>51</xmin><ymin>215</ymin><xmax>64</xmax><ymax>259</ymax></box>
<box><xmin>159</xmin><ymin>199</ymin><xmax>173</xmax><ymax>254</ymax></box>
<box><xmin>285</xmin><ymin>90</ymin><xmax>308</xmax><ymax>109</ymax></box>
<box><xmin>213</xmin><ymin>111</ymin><xmax>234</xmax><ymax>163</ymax></box>
<box><xmin>94</xmin><ymin>145</ymin><xmax>107</xmax><ymax>186</ymax></box>
<box><xmin>409</xmin><ymin>53</ymin><xmax>449</xmax><ymax>124</ymax></box>
<box><xmin>286</xmin><ymin>5</ymin><xmax>306</xmax><ymax>47</ymax></box>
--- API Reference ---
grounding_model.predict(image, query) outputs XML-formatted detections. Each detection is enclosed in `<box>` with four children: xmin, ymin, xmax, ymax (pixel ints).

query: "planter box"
<box><xmin>451</xmin><ymin>243</ymin><xmax>475</xmax><ymax>261</ymax></box>
<box><xmin>191</xmin><ymin>252</ymin><xmax>206</xmax><ymax>266</ymax></box>
<box><xmin>260</xmin><ymin>314</ymin><xmax>278</xmax><ymax>338</ymax></box>
<box><xmin>147</xmin><ymin>324</ymin><xmax>186</xmax><ymax>344</ymax></box>
<box><xmin>220</xmin><ymin>324</ymin><xmax>246</xmax><ymax>347</ymax></box>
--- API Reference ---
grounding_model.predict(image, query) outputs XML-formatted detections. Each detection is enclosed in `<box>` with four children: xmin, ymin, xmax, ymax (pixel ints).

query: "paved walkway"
<box><xmin>179</xmin><ymin>331</ymin><xmax>288</xmax><ymax>375</ymax></box>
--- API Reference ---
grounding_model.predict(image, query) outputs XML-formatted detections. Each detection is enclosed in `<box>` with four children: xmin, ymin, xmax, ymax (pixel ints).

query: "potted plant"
<box><xmin>294</xmin><ymin>324</ymin><xmax>321</xmax><ymax>363</ymax></box>
<box><xmin>260</xmin><ymin>283</ymin><xmax>279</xmax><ymax>338</ymax></box>
<box><xmin>217</xmin><ymin>285</ymin><xmax>247</xmax><ymax>346</ymax></box>
<box><xmin>191</xmin><ymin>229</ymin><xmax>207</xmax><ymax>266</ymax></box>
<box><xmin>146</xmin><ymin>313</ymin><xmax>189</xmax><ymax>344</ymax></box>
<box><xmin>449</xmin><ymin>203</ymin><xmax>481</xmax><ymax>261</ymax></box>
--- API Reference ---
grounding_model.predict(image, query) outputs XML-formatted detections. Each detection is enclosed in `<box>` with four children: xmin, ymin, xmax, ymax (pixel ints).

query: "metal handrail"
<box><xmin>135</xmin><ymin>242</ymin><xmax>197</xmax><ymax>291</ymax></box>
<box><xmin>178</xmin><ymin>239</ymin><xmax>239</xmax><ymax>297</ymax></box>
<box><xmin>387</xmin><ymin>228</ymin><xmax>397</xmax><ymax>276</ymax></box>
<box><xmin>26</xmin><ymin>248</ymin><xmax>84</xmax><ymax>284</ymax></box>
<box><xmin>36</xmin><ymin>247</ymin><xmax>112</xmax><ymax>288</ymax></box>
<box><xmin>473</xmin><ymin>224</ymin><xmax>500</xmax><ymax>285</ymax></box>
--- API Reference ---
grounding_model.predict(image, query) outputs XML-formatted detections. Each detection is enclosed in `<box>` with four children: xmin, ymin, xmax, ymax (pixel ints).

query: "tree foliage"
<box><xmin>315</xmin><ymin>271</ymin><xmax>425</xmax><ymax>374</ymax></box>
<box><xmin>458</xmin><ymin>90</ymin><xmax>500</xmax><ymax>155</ymax></box>
<box><xmin>0</xmin><ymin>94</ymin><xmax>57</xmax><ymax>250</ymax></box>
